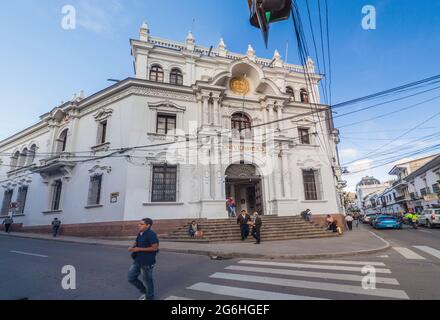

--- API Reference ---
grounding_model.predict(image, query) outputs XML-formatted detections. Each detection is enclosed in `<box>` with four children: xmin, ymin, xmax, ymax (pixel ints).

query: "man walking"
<box><xmin>250</xmin><ymin>211</ymin><xmax>262</xmax><ymax>244</ymax></box>
<box><xmin>345</xmin><ymin>214</ymin><xmax>354</xmax><ymax>231</ymax></box>
<box><xmin>51</xmin><ymin>218</ymin><xmax>61</xmax><ymax>237</ymax></box>
<box><xmin>128</xmin><ymin>218</ymin><xmax>159</xmax><ymax>300</ymax></box>
<box><xmin>2</xmin><ymin>216</ymin><xmax>13</xmax><ymax>234</ymax></box>
<box><xmin>237</xmin><ymin>210</ymin><xmax>251</xmax><ymax>241</ymax></box>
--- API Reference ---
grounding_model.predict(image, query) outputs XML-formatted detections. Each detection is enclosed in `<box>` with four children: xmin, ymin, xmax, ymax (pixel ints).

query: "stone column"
<box><xmin>281</xmin><ymin>147</ymin><xmax>292</xmax><ymax>198</ymax></box>
<box><xmin>268</xmin><ymin>105</ymin><xmax>275</xmax><ymax>131</ymax></box>
<box><xmin>203</xmin><ymin>97</ymin><xmax>209</xmax><ymax>126</ymax></box>
<box><xmin>197</xmin><ymin>98</ymin><xmax>203</xmax><ymax>129</ymax></box>
<box><xmin>273</xmin><ymin>153</ymin><xmax>283</xmax><ymax>200</ymax></box>
<box><xmin>213</xmin><ymin>98</ymin><xmax>219</xmax><ymax>126</ymax></box>
<box><xmin>201</xmin><ymin>147</ymin><xmax>211</xmax><ymax>200</ymax></box>
<box><xmin>277</xmin><ymin>106</ymin><xmax>283</xmax><ymax>131</ymax></box>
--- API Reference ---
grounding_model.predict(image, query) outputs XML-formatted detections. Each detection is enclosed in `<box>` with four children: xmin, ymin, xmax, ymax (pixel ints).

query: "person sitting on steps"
<box><xmin>188</xmin><ymin>221</ymin><xmax>203</xmax><ymax>238</ymax></box>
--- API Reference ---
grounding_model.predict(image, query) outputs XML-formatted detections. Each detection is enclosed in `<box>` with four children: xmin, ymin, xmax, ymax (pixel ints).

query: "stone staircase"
<box><xmin>161</xmin><ymin>215</ymin><xmax>338</xmax><ymax>243</ymax></box>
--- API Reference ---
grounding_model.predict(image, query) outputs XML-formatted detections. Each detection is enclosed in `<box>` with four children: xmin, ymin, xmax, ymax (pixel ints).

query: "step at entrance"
<box><xmin>161</xmin><ymin>216</ymin><xmax>338</xmax><ymax>243</ymax></box>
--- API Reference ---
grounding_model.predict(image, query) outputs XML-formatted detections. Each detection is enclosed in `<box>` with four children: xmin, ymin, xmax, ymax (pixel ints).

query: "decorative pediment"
<box><xmin>148</xmin><ymin>101</ymin><xmax>186</xmax><ymax>113</ymax></box>
<box><xmin>293</xmin><ymin>118</ymin><xmax>315</xmax><ymax>125</ymax></box>
<box><xmin>88</xmin><ymin>165</ymin><xmax>112</xmax><ymax>175</ymax></box>
<box><xmin>225</xmin><ymin>164</ymin><xmax>257</xmax><ymax>178</ymax></box>
<box><xmin>93</xmin><ymin>108</ymin><xmax>114</xmax><ymax>122</ymax></box>
<box><xmin>297</xmin><ymin>157</ymin><xmax>322</xmax><ymax>168</ymax></box>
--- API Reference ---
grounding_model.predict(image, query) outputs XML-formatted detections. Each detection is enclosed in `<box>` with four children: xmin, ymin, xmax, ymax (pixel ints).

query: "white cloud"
<box><xmin>348</xmin><ymin>159</ymin><xmax>373</xmax><ymax>173</ymax></box>
<box><xmin>340</xmin><ymin>148</ymin><xmax>359</xmax><ymax>159</ymax></box>
<box><xmin>76</xmin><ymin>0</ymin><xmax>124</xmax><ymax>33</ymax></box>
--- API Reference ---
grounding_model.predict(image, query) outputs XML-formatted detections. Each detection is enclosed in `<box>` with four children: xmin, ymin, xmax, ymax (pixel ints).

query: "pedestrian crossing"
<box><xmin>164</xmin><ymin>244</ymin><xmax>440</xmax><ymax>300</ymax></box>
<box><xmin>393</xmin><ymin>245</ymin><xmax>440</xmax><ymax>261</ymax></box>
<box><xmin>164</xmin><ymin>258</ymin><xmax>408</xmax><ymax>300</ymax></box>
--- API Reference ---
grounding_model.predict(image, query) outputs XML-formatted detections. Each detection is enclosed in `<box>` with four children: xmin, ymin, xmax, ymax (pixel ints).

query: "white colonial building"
<box><xmin>0</xmin><ymin>23</ymin><xmax>343</xmax><ymax>235</ymax></box>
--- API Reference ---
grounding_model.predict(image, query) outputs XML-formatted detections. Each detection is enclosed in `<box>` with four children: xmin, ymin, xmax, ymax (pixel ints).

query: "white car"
<box><xmin>418</xmin><ymin>209</ymin><xmax>440</xmax><ymax>228</ymax></box>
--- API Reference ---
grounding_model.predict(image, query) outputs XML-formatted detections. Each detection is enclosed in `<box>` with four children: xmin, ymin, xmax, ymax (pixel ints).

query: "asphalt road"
<box><xmin>1</xmin><ymin>224</ymin><xmax>439</xmax><ymax>300</ymax></box>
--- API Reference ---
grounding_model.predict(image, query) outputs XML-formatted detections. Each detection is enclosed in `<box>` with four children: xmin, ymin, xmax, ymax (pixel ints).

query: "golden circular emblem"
<box><xmin>230</xmin><ymin>77</ymin><xmax>250</xmax><ymax>95</ymax></box>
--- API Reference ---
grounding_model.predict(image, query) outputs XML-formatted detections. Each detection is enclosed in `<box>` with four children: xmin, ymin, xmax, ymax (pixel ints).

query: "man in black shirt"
<box><xmin>2</xmin><ymin>216</ymin><xmax>13</xmax><ymax>234</ymax></box>
<box><xmin>51</xmin><ymin>218</ymin><xmax>61</xmax><ymax>237</ymax></box>
<box><xmin>237</xmin><ymin>210</ymin><xmax>251</xmax><ymax>241</ymax></box>
<box><xmin>128</xmin><ymin>218</ymin><xmax>159</xmax><ymax>300</ymax></box>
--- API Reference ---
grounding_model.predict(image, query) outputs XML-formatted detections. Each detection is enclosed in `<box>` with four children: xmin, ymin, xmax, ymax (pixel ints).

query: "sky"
<box><xmin>0</xmin><ymin>0</ymin><xmax>439</xmax><ymax>191</ymax></box>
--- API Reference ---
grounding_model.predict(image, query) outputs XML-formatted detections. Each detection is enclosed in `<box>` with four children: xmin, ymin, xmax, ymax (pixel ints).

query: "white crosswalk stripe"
<box><xmin>413</xmin><ymin>246</ymin><xmax>440</xmax><ymax>260</ymax></box>
<box><xmin>225</xmin><ymin>265</ymin><xmax>400</xmax><ymax>285</ymax></box>
<box><xmin>393</xmin><ymin>247</ymin><xmax>426</xmax><ymax>260</ymax></box>
<box><xmin>308</xmin><ymin>259</ymin><xmax>386</xmax><ymax>266</ymax></box>
<box><xmin>209</xmin><ymin>272</ymin><xmax>409</xmax><ymax>300</ymax></box>
<box><xmin>165</xmin><ymin>296</ymin><xmax>192</xmax><ymax>300</ymax></box>
<box><xmin>187</xmin><ymin>282</ymin><xmax>327</xmax><ymax>300</ymax></box>
<box><xmin>165</xmin><ymin>258</ymin><xmax>409</xmax><ymax>300</ymax></box>
<box><xmin>238</xmin><ymin>260</ymin><xmax>392</xmax><ymax>274</ymax></box>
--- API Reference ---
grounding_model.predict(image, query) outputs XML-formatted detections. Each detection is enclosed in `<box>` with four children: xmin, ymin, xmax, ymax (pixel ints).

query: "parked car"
<box><xmin>418</xmin><ymin>209</ymin><xmax>440</xmax><ymax>228</ymax></box>
<box><xmin>372</xmin><ymin>215</ymin><xmax>402</xmax><ymax>229</ymax></box>
<box><xmin>362</xmin><ymin>213</ymin><xmax>377</xmax><ymax>224</ymax></box>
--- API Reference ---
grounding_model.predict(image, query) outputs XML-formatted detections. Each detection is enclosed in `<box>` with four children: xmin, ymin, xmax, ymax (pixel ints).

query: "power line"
<box><xmin>343</xmin><ymin>109</ymin><xmax>440</xmax><ymax>166</ymax></box>
<box><xmin>332</xmin><ymin>74</ymin><xmax>440</xmax><ymax>109</ymax></box>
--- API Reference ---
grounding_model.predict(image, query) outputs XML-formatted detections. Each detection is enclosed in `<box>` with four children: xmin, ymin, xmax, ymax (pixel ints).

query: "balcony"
<box><xmin>33</xmin><ymin>152</ymin><xmax>76</xmax><ymax>180</ymax></box>
<box><xmin>394</xmin><ymin>195</ymin><xmax>409</xmax><ymax>202</ymax></box>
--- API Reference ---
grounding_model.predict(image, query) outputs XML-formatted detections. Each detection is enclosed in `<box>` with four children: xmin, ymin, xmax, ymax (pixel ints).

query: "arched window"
<box><xmin>231</xmin><ymin>113</ymin><xmax>252</xmax><ymax>138</ymax></box>
<box><xmin>300</xmin><ymin>89</ymin><xmax>309</xmax><ymax>103</ymax></box>
<box><xmin>149</xmin><ymin>65</ymin><xmax>164</xmax><ymax>82</ymax></box>
<box><xmin>170</xmin><ymin>68</ymin><xmax>183</xmax><ymax>85</ymax></box>
<box><xmin>18</xmin><ymin>148</ymin><xmax>28</xmax><ymax>167</ymax></box>
<box><xmin>286</xmin><ymin>86</ymin><xmax>294</xmax><ymax>96</ymax></box>
<box><xmin>57</xmin><ymin>129</ymin><xmax>68</xmax><ymax>153</ymax></box>
<box><xmin>10</xmin><ymin>151</ymin><xmax>20</xmax><ymax>169</ymax></box>
<box><xmin>27</xmin><ymin>144</ymin><xmax>37</xmax><ymax>165</ymax></box>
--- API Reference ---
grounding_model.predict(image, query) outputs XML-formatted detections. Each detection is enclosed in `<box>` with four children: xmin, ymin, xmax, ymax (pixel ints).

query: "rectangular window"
<box><xmin>156</xmin><ymin>114</ymin><xmax>176</xmax><ymax>135</ymax></box>
<box><xmin>1</xmin><ymin>190</ymin><xmax>13</xmax><ymax>216</ymax></box>
<box><xmin>420</xmin><ymin>188</ymin><xmax>428</xmax><ymax>196</ymax></box>
<box><xmin>298</xmin><ymin>128</ymin><xmax>311</xmax><ymax>145</ymax></box>
<box><xmin>17</xmin><ymin>186</ymin><xmax>28</xmax><ymax>214</ymax></box>
<box><xmin>97</xmin><ymin>120</ymin><xmax>107</xmax><ymax>145</ymax></box>
<box><xmin>433</xmin><ymin>183</ymin><xmax>440</xmax><ymax>194</ymax></box>
<box><xmin>151</xmin><ymin>165</ymin><xmax>177</xmax><ymax>202</ymax></box>
<box><xmin>51</xmin><ymin>180</ymin><xmax>63</xmax><ymax>211</ymax></box>
<box><xmin>303</xmin><ymin>169</ymin><xmax>318</xmax><ymax>200</ymax></box>
<box><xmin>88</xmin><ymin>175</ymin><xmax>103</xmax><ymax>205</ymax></box>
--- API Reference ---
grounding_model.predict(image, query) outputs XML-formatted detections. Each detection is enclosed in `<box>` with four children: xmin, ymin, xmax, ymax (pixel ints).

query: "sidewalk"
<box><xmin>0</xmin><ymin>227</ymin><xmax>390</xmax><ymax>260</ymax></box>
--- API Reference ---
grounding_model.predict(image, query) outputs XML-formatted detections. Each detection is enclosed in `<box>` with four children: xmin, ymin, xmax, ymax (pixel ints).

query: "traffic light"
<box><xmin>249</xmin><ymin>0</ymin><xmax>292</xmax><ymax>47</ymax></box>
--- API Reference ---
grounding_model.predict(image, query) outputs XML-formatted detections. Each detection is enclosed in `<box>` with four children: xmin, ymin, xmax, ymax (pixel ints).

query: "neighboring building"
<box><xmin>0</xmin><ymin>23</ymin><xmax>343</xmax><ymax>236</ymax></box>
<box><xmin>355</xmin><ymin>176</ymin><xmax>389</xmax><ymax>213</ymax></box>
<box><xmin>356</xmin><ymin>155</ymin><xmax>438</xmax><ymax>215</ymax></box>
<box><xmin>378</xmin><ymin>155</ymin><xmax>436</xmax><ymax>214</ymax></box>
<box><xmin>405</xmin><ymin>154</ymin><xmax>440</xmax><ymax>212</ymax></box>
<box><xmin>342</xmin><ymin>191</ymin><xmax>357</xmax><ymax>213</ymax></box>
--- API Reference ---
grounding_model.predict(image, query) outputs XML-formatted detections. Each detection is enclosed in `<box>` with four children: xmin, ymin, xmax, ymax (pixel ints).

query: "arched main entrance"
<box><xmin>225</xmin><ymin>164</ymin><xmax>264</xmax><ymax>215</ymax></box>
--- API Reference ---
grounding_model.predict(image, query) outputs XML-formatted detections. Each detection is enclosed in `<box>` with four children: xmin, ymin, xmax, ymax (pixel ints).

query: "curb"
<box><xmin>1</xmin><ymin>231</ymin><xmax>391</xmax><ymax>261</ymax></box>
<box><xmin>159</xmin><ymin>242</ymin><xmax>391</xmax><ymax>261</ymax></box>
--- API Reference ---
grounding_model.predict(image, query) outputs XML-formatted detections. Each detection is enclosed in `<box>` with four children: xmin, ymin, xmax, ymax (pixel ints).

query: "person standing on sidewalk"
<box><xmin>237</xmin><ymin>210</ymin><xmax>251</xmax><ymax>241</ymax></box>
<box><xmin>354</xmin><ymin>213</ymin><xmax>360</xmax><ymax>228</ymax></box>
<box><xmin>2</xmin><ymin>216</ymin><xmax>13</xmax><ymax>233</ymax></box>
<box><xmin>128</xmin><ymin>218</ymin><xmax>159</xmax><ymax>300</ymax></box>
<box><xmin>51</xmin><ymin>218</ymin><xmax>61</xmax><ymax>237</ymax></box>
<box><xmin>249</xmin><ymin>211</ymin><xmax>262</xmax><ymax>244</ymax></box>
<box><xmin>345</xmin><ymin>214</ymin><xmax>354</xmax><ymax>231</ymax></box>
<box><xmin>226</xmin><ymin>198</ymin><xmax>237</xmax><ymax>218</ymax></box>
